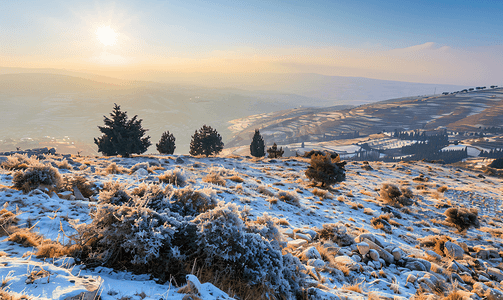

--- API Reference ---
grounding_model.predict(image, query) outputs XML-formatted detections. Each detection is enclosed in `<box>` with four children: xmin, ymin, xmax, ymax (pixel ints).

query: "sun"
<box><xmin>96</xmin><ymin>26</ymin><xmax>118</xmax><ymax>46</ymax></box>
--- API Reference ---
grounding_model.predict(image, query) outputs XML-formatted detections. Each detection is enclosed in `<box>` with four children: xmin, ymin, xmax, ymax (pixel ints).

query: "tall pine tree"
<box><xmin>189</xmin><ymin>125</ymin><xmax>224</xmax><ymax>157</ymax></box>
<box><xmin>250</xmin><ymin>129</ymin><xmax>265</xmax><ymax>157</ymax></box>
<box><xmin>94</xmin><ymin>104</ymin><xmax>151</xmax><ymax>157</ymax></box>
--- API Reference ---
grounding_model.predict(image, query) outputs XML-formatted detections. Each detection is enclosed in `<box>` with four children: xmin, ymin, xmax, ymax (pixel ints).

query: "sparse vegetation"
<box><xmin>158</xmin><ymin>168</ymin><xmax>187</xmax><ymax>186</ymax></box>
<box><xmin>12</xmin><ymin>164</ymin><xmax>62</xmax><ymax>193</ymax></box>
<box><xmin>444</xmin><ymin>207</ymin><xmax>480</xmax><ymax>232</ymax></box>
<box><xmin>379</xmin><ymin>183</ymin><xmax>414</xmax><ymax>207</ymax></box>
<box><xmin>266</xmin><ymin>143</ymin><xmax>284</xmax><ymax>158</ymax></box>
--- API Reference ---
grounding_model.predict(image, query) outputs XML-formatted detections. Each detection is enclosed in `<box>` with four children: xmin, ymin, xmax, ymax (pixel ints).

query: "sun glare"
<box><xmin>96</xmin><ymin>26</ymin><xmax>118</xmax><ymax>46</ymax></box>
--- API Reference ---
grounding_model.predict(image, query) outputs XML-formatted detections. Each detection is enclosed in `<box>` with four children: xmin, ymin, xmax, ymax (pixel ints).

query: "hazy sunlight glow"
<box><xmin>96</xmin><ymin>26</ymin><xmax>118</xmax><ymax>46</ymax></box>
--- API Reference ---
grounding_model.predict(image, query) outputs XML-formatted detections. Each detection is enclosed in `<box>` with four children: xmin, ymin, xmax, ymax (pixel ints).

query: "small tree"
<box><xmin>305</xmin><ymin>153</ymin><xmax>346</xmax><ymax>187</ymax></box>
<box><xmin>156</xmin><ymin>131</ymin><xmax>176</xmax><ymax>154</ymax></box>
<box><xmin>189</xmin><ymin>125</ymin><xmax>224</xmax><ymax>157</ymax></box>
<box><xmin>250</xmin><ymin>129</ymin><xmax>265</xmax><ymax>157</ymax></box>
<box><xmin>94</xmin><ymin>104</ymin><xmax>151</xmax><ymax>157</ymax></box>
<box><xmin>267</xmin><ymin>143</ymin><xmax>284</xmax><ymax>158</ymax></box>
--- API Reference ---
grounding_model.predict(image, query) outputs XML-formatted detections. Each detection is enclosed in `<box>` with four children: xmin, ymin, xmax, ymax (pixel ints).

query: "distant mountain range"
<box><xmin>0</xmin><ymin>68</ymin><xmax>476</xmax><ymax>154</ymax></box>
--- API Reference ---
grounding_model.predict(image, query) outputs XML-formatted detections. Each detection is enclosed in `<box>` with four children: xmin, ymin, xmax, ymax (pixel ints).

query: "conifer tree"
<box><xmin>250</xmin><ymin>129</ymin><xmax>265</xmax><ymax>157</ymax></box>
<box><xmin>156</xmin><ymin>131</ymin><xmax>176</xmax><ymax>154</ymax></box>
<box><xmin>267</xmin><ymin>143</ymin><xmax>284</xmax><ymax>158</ymax></box>
<box><xmin>94</xmin><ymin>104</ymin><xmax>151</xmax><ymax>157</ymax></box>
<box><xmin>189</xmin><ymin>125</ymin><xmax>224</xmax><ymax>157</ymax></box>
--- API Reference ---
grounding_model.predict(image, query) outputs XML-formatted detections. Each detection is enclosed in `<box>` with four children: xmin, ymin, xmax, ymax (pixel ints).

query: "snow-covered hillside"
<box><xmin>1</xmin><ymin>151</ymin><xmax>503</xmax><ymax>299</ymax></box>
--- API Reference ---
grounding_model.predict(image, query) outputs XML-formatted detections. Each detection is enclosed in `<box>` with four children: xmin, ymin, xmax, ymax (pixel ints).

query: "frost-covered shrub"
<box><xmin>380</xmin><ymin>184</ymin><xmax>414</xmax><ymax>207</ymax></box>
<box><xmin>64</xmin><ymin>175</ymin><xmax>96</xmax><ymax>198</ymax></box>
<box><xmin>158</xmin><ymin>168</ymin><xmax>187</xmax><ymax>186</ymax></box>
<box><xmin>168</xmin><ymin>186</ymin><xmax>218</xmax><ymax>216</ymax></box>
<box><xmin>202</xmin><ymin>172</ymin><xmax>226</xmax><ymax>186</ymax></box>
<box><xmin>98</xmin><ymin>181</ymin><xmax>131</xmax><ymax>205</ymax></box>
<box><xmin>193</xmin><ymin>203</ymin><xmax>305</xmax><ymax>298</ymax></box>
<box><xmin>75</xmin><ymin>203</ymin><xmax>178</xmax><ymax>268</ymax></box>
<box><xmin>316</xmin><ymin>223</ymin><xmax>354</xmax><ymax>246</ymax></box>
<box><xmin>444</xmin><ymin>207</ymin><xmax>480</xmax><ymax>232</ymax></box>
<box><xmin>277</xmin><ymin>190</ymin><xmax>300</xmax><ymax>206</ymax></box>
<box><xmin>0</xmin><ymin>154</ymin><xmax>38</xmax><ymax>170</ymax></box>
<box><xmin>12</xmin><ymin>163</ymin><xmax>62</xmax><ymax>193</ymax></box>
<box><xmin>131</xmin><ymin>183</ymin><xmax>170</xmax><ymax>211</ymax></box>
<box><xmin>129</xmin><ymin>162</ymin><xmax>149</xmax><ymax>174</ymax></box>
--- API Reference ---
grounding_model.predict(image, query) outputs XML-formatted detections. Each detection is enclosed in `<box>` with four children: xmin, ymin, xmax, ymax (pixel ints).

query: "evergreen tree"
<box><xmin>189</xmin><ymin>125</ymin><xmax>224</xmax><ymax>157</ymax></box>
<box><xmin>249</xmin><ymin>129</ymin><xmax>265</xmax><ymax>157</ymax></box>
<box><xmin>267</xmin><ymin>143</ymin><xmax>284</xmax><ymax>158</ymax></box>
<box><xmin>156</xmin><ymin>131</ymin><xmax>176</xmax><ymax>154</ymax></box>
<box><xmin>94</xmin><ymin>104</ymin><xmax>151</xmax><ymax>157</ymax></box>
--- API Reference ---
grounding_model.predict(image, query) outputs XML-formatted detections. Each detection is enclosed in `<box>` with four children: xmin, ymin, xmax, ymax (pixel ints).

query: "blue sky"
<box><xmin>1</xmin><ymin>0</ymin><xmax>502</xmax><ymax>85</ymax></box>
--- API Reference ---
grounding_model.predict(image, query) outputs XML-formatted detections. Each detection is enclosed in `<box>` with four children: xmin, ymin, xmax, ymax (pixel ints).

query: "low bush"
<box><xmin>379</xmin><ymin>184</ymin><xmax>414</xmax><ymax>207</ymax></box>
<box><xmin>64</xmin><ymin>175</ymin><xmax>96</xmax><ymax>198</ymax></box>
<box><xmin>168</xmin><ymin>186</ymin><xmax>219</xmax><ymax>216</ymax></box>
<box><xmin>0</xmin><ymin>154</ymin><xmax>38</xmax><ymax>170</ymax></box>
<box><xmin>202</xmin><ymin>172</ymin><xmax>226</xmax><ymax>186</ymax></box>
<box><xmin>12</xmin><ymin>164</ymin><xmax>62</xmax><ymax>193</ymax></box>
<box><xmin>158</xmin><ymin>168</ymin><xmax>187</xmax><ymax>186</ymax></box>
<box><xmin>305</xmin><ymin>153</ymin><xmax>346</xmax><ymax>187</ymax></box>
<box><xmin>418</xmin><ymin>235</ymin><xmax>452</xmax><ymax>256</ymax></box>
<box><xmin>316</xmin><ymin>223</ymin><xmax>354</xmax><ymax>246</ymax></box>
<box><xmin>0</xmin><ymin>208</ymin><xmax>19</xmax><ymax>236</ymax></box>
<box><xmin>444</xmin><ymin>207</ymin><xmax>480</xmax><ymax>232</ymax></box>
<box><xmin>277</xmin><ymin>190</ymin><xmax>300</xmax><ymax>206</ymax></box>
<box><xmin>98</xmin><ymin>181</ymin><xmax>132</xmax><ymax>205</ymax></box>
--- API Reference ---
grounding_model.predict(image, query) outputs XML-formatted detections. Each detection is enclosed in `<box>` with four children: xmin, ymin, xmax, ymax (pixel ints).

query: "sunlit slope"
<box><xmin>227</xmin><ymin>88</ymin><xmax>503</xmax><ymax>148</ymax></box>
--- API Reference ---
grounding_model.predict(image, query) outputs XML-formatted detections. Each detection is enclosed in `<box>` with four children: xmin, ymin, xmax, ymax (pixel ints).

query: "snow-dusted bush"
<box><xmin>63</xmin><ymin>175</ymin><xmax>96</xmax><ymax>198</ymax></box>
<box><xmin>379</xmin><ymin>183</ymin><xmax>414</xmax><ymax>207</ymax></box>
<box><xmin>12</xmin><ymin>163</ymin><xmax>62</xmax><ymax>192</ymax></box>
<box><xmin>76</xmin><ymin>203</ymin><xmax>178</xmax><ymax>268</ymax></box>
<box><xmin>316</xmin><ymin>223</ymin><xmax>354</xmax><ymax>246</ymax></box>
<box><xmin>103</xmin><ymin>162</ymin><xmax>127</xmax><ymax>174</ymax></box>
<box><xmin>131</xmin><ymin>183</ymin><xmax>170</xmax><ymax>212</ymax></box>
<box><xmin>444</xmin><ymin>207</ymin><xmax>480</xmax><ymax>232</ymax></box>
<box><xmin>277</xmin><ymin>190</ymin><xmax>300</xmax><ymax>206</ymax></box>
<box><xmin>98</xmin><ymin>181</ymin><xmax>131</xmax><ymax>205</ymax></box>
<box><xmin>158</xmin><ymin>168</ymin><xmax>187</xmax><ymax>186</ymax></box>
<box><xmin>193</xmin><ymin>203</ymin><xmax>305</xmax><ymax>299</ymax></box>
<box><xmin>0</xmin><ymin>154</ymin><xmax>38</xmax><ymax>170</ymax></box>
<box><xmin>168</xmin><ymin>186</ymin><xmax>218</xmax><ymax>216</ymax></box>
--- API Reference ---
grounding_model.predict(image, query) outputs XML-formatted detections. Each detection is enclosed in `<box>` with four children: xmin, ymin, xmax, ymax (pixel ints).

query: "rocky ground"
<box><xmin>0</xmin><ymin>150</ymin><xmax>502</xmax><ymax>299</ymax></box>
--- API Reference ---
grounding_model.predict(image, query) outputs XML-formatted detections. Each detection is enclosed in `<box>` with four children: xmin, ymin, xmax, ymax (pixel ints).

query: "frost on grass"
<box><xmin>168</xmin><ymin>186</ymin><xmax>219</xmax><ymax>216</ymax></box>
<box><xmin>0</xmin><ymin>154</ymin><xmax>38</xmax><ymax>171</ymax></box>
<box><xmin>158</xmin><ymin>167</ymin><xmax>187</xmax><ymax>186</ymax></box>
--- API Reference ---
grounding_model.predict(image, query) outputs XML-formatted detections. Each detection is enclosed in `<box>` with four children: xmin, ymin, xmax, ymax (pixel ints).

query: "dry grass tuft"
<box><xmin>418</xmin><ymin>235</ymin><xmax>451</xmax><ymax>256</ymax></box>
<box><xmin>103</xmin><ymin>162</ymin><xmax>128</xmax><ymax>175</ymax></box>
<box><xmin>12</xmin><ymin>164</ymin><xmax>62</xmax><ymax>193</ymax></box>
<box><xmin>437</xmin><ymin>186</ymin><xmax>448</xmax><ymax>193</ymax></box>
<box><xmin>1</xmin><ymin>154</ymin><xmax>38</xmax><ymax>171</ymax></box>
<box><xmin>64</xmin><ymin>175</ymin><xmax>96</xmax><ymax>198</ymax></box>
<box><xmin>342</xmin><ymin>281</ymin><xmax>364</xmax><ymax>293</ymax></box>
<box><xmin>228</xmin><ymin>175</ymin><xmax>244</xmax><ymax>183</ymax></box>
<box><xmin>0</xmin><ymin>208</ymin><xmax>19</xmax><ymax>236</ymax></box>
<box><xmin>202</xmin><ymin>172</ymin><xmax>226</xmax><ymax>186</ymax></box>
<box><xmin>158</xmin><ymin>168</ymin><xmax>187</xmax><ymax>186</ymax></box>
<box><xmin>55</xmin><ymin>159</ymin><xmax>71</xmax><ymax>169</ymax></box>
<box><xmin>256</xmin><ymin>185</ymin><xmax>275</xmax><ymax>197</ymax></box>
<box><xmin>36</xmin><ymin>242</ymin><xmax>82</xmax><ymax>258</ymax></box>
<box><xmin>7</xmin><ymin>228</ymin><xmax>43</xmax><ymax>247</ymax></box>
<box><xmin>312</xmin><ymin>188</ymin><xmax>333</xmax><ymax>199</ymax></box>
